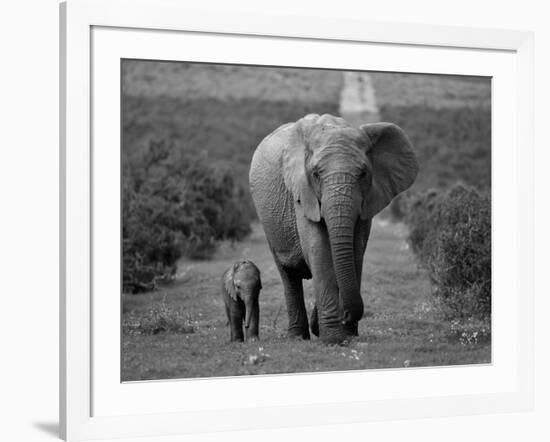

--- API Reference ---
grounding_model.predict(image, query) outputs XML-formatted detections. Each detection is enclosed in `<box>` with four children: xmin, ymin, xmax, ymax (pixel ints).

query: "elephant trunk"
<box><xmin>324</xmin><ymin>183</ymin><xmax>364</xmax><ymax>325</ymax></box>
<box><xmin>244</xmin><ymin>302</ymin><xmax>252</xmax><ymax>328</ymax></box>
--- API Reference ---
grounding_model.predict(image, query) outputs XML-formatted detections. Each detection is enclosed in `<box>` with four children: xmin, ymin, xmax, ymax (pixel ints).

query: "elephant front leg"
<box><xmin>245</xmin><ymin>299</ymin><xmax>260</xmax><ymax>341</ymax></box>
<box><xmin>228</xmin><ymin>303</ymin><xmax>245</xmax><ymax>342</ymax></box>
<box><xmin>312</xmin><ymin>270</ymin><xmax>347</xmax><ymax>344</ymax></box>
<box><xmin>309</xmin><ymin>234</ymin><xmax>349</xmax><ymax>344</ymax></box>
<box><xmin>278</xmin><ymin>265</ymin><xmax>310</xmax><ymax>340</ymax></box>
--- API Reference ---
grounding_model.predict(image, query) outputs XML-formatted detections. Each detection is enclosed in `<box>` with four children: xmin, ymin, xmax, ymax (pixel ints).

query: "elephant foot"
<box><xmin>318</xmin><ymin>324</ymin><xmax>351</xmax><ymax>346</ymax></box>
<box><xmin>310</xmin><ymin>306</ymin><xmax>319</xmax><ymax>337</ymax></box>
<box><xmin>287</xmin><ymin>326</ymin><xmax>310</xmax><ymax>340</ymax></box>
<box><xmin>314</xmin><ymin>312</ymin><xmax>358</xmax><ymax>344</ymax></box>
<box><xmin>320</xmin><ymin>332</ymin><xmax>351</xmax><ymax>346</ymax></box>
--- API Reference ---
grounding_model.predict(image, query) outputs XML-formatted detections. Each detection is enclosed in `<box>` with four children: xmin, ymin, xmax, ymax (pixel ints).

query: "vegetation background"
<box><xmin>121</xmin><ymin>60</ymin><xmax>491</xmax><ymax>381</ymax></box>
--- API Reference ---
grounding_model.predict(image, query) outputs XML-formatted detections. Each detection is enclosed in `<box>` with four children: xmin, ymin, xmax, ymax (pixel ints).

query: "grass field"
<box><xmin>122</xmin><ymin>220</ymin><xmax>490</xmax><ymax>381</ymax></box>
<box><xmin>370</xmin><ymin>72</ymin><xmax>490</xmax><ymax>109</ymax></box>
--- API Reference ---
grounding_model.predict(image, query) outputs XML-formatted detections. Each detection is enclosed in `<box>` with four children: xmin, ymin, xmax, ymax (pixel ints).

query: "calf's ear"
<box><xmin>224</xmin><ymin>264</ymin><xmax>238</xmax><ymax>301</ymax></box>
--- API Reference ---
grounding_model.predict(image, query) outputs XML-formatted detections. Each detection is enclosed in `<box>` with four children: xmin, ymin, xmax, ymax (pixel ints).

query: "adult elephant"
<box><xmin>249</xmin><ymin>114</ymin><xmax>418</xmax><ymax>344</ymax></box>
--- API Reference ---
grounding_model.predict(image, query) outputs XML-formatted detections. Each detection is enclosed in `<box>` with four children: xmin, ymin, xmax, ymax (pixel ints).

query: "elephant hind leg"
<box><xmin>278</xmin><ymin>265</ymin><xmax>310</xmax><ymax>340</ymax></box>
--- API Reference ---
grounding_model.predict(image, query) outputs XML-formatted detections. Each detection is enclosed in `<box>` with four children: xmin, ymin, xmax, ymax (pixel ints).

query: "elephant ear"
<box><xmin>281</xmin><ymin>119</ymin><xmax>321</xmax><ymax>222</ymax></box>
<box><xmin>360</xmin><ymin>123</ymin><xmax>418</xmax><ymax>219</ymax></box>
<box><xmin>224</xmin><ymin>264</ymin><xmax>238</xmax><ymax>301</ymax></box>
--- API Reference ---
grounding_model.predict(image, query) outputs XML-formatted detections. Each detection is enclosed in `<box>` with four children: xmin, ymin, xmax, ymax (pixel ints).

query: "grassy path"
<box><xmin>122</xmin><ymin>220</ymin><xmax>490</xmax><ymax>381</ymax></box>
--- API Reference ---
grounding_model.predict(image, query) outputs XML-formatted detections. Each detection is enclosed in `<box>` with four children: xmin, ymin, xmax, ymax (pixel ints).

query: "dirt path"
<box><xmin>339</xmin><ymin>71</ymin><xmax>380</xmax><ymax>126</ymax></box>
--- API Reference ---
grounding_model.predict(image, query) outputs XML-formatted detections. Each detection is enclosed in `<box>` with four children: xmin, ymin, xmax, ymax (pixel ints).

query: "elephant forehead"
<box><xmin>308</xmin><ymin>133</ymin><xmax>368</xmax><ymax>168</ymax></box>
<box><xmin>235</xmin><ymin>263</ymin><xmax>260</xmax><ymax>279</ymax></box>
<box><xmin>308</xmin><ymin>124</ymin><xmax>366</xmax><ymax>152</ymax></box>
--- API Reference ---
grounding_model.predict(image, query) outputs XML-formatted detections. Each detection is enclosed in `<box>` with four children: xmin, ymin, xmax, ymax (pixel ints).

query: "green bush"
<box><xmin>405</xmin><ymin>184</ymin><xmax>491</xmax><ymax>320</ymax></box>
<box><xmin>122</xmin><ymin>300</ymin><xmax>195</xmax><ymax>335</ymax></box>
<box><xmin>122</xmin><ymin>139</ymin><xmax>251</xmax><ymax>293</ymax></box>
<box><xmin>401</xmin><ymin>189</ymin><xmax>441</xmax><ymax>256</ymax></box>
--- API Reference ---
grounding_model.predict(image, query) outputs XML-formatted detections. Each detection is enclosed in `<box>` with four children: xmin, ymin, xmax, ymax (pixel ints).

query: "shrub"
<box><xmin>122</xmin><ymin>139</ymin><xmax>251</xmax><ymax>293</ymax></box>
<box><xmin>405</xmin><ymin>184</ymin><xmax>491</xmax><ymax>320</ymax></box>
<box><xmin>122</xmin><ymin>300</ymin><xmax>195</xmax><ymax>335</ymax></box>
<box><xmin>403</xmin><ymin>189</ymin><xmax>442</xmax><ymax>256</ymax></box>
<box><xmin>122</xmin><ymin>95</ymin><xmax>340</xmax><ymax>218</ymax></box>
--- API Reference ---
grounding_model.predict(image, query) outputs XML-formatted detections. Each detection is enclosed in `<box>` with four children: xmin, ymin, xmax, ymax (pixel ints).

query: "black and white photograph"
<box><xmin>3</xmin><ymin>0</ymin><xmax>547</xmax><ymax>439</ymax></box>
<box><xmin>121</xmin><ymin>60</ymin><xmax>491</xmax><ymax>381</ymax></box>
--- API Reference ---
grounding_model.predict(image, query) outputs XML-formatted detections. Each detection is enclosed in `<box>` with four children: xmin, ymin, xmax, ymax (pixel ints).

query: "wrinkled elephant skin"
<box><xmin>249</xmin><ymin>114</ymin><xmax>418</xmax><ymax>344</ymax></box>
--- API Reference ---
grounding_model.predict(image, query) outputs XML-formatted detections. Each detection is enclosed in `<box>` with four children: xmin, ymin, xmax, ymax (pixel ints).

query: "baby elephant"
<box><xmin>222</xmin><ymin>260</ymin><xmax>262</xmax><ymax>342</ymax></box>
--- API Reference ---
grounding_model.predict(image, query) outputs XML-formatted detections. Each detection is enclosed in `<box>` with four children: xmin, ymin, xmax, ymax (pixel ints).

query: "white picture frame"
<box><xmin>60</xmin><ymin>0</ymin><xmax>534</xmax><ymax>440</ymax></box>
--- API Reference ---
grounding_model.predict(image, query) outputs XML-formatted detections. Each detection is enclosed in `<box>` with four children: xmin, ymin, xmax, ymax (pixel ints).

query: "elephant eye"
<box><xmin>312</xmin><ymin>170</ymin><xmax>320</xmax><ymax>180</ymax></box>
